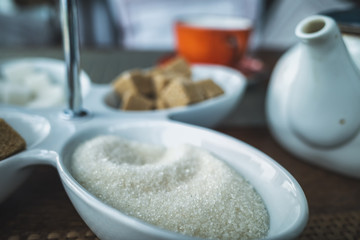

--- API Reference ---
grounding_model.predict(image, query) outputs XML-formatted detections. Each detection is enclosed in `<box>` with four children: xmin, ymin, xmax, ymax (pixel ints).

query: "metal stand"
<box><xmin>60</xmin><ymin>0</ymin><xmax>88</xmax><ymax>119</ymax></box>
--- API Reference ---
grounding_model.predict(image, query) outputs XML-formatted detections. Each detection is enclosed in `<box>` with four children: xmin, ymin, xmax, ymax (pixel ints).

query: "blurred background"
<box><xmin>0</xmin><ymin>0</ymin><xmax>359</xmax><ymax>51</ymax></box>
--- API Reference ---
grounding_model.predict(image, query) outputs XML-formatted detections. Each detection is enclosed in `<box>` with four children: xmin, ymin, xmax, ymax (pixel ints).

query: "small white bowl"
<box><xmin>90</xmin><ymin>64</ymin><xmax>247</xmax><ymax>128</ymax></box>
<box><xmin>0</xmin><ymin>108</ymin><xmax>51</xmax><ymax>203</ymax></box>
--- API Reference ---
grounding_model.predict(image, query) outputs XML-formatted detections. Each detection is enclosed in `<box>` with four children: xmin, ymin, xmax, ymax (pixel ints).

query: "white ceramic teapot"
<box><xmin>266</xmin><ymin>15</ymin><xmax>360</xmax><ymax>178</ymax></box>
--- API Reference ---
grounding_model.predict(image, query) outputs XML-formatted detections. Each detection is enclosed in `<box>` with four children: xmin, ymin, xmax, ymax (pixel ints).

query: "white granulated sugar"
<box><xmin>71</xmin><ymin>135</ymin><xmax>269</xmax><ymax>240</ymax></box>
<box><xmin>0</xmin><ymin>67</ymin><xmax>65</xmax><ymax>107</ymax></box>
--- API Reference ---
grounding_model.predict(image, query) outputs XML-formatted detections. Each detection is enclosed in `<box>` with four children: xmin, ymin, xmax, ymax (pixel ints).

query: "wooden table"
<box><xmin>0</xmin><ymin>48</ymin><xmax>359</xmax><ymax>240</ymax></box>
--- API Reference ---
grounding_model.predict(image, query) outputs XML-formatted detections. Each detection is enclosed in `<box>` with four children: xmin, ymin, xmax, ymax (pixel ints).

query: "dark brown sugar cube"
<box><xmin>121</xmin><ymin>92</ymin><xmax>154</xmax><ymax>111</ymax></box>
<box><xmin>161</xmin><ymin>81</ymin><xmax>204</xmax><ymax>107</ymax></box>
<box><xmin>0</xmin><ymin>119</ymin><xmax>26</xmax><ymax>160</ymax></box>
<box><xmin>195</xmin><ymin>79</ymin><xmax>224</xmax><ymax>99</ymax></box>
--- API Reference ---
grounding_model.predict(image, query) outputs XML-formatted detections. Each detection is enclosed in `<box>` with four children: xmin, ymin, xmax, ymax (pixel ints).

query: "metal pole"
<box><xmin>60</xmin><ymin>0</ymin><xmax>87</xmax><ymax>118</ymax></box>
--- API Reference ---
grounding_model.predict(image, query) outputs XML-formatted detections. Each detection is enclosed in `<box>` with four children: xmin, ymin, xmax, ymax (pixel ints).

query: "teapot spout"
<box><xmin>295</xmin><ymin>15</ymin><xmax>338</xmax><ymax>44</ymax></box>
<box><xmin>288</xmin><ymin>15</ymin><xmax>360</xmax><ymax>148</ymax></box>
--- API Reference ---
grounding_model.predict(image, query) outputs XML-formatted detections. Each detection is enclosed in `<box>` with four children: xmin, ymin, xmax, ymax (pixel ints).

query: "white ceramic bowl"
<box><xmin>0</xmin><ymin>107</ymin><xmax>308</xmax><ymax>240</ymax></box>
<box><xmin>89</xmin><ymin>64</ymin><xmax>247</xmax><ymax>128</ymax></box>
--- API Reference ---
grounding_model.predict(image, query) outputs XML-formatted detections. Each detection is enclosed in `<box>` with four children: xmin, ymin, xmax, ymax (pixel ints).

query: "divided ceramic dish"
<box><xmin>0</xmin><ymin>58</ymin><xmax>308</xmax><ymax>240</ymax></box>
<box><xmin>90</xmin><ymin>64</ymin><xmax>247</xmax><ymax>128</ymax></box>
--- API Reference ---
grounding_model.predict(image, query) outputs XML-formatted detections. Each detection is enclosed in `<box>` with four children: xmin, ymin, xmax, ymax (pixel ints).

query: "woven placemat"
<box><xmin>6</xmin><ymin>229</ymin><xmax>97</xmax><ymax>240</ymax></box>
<box><xmin>299</xmin><ymin>210</ymin><xmax>360</xmax><ymax>240</ymax></box>
<box><xmin>5</xmin><ymin>211</ymin><xmax>360</xmax><ymax>240</ymax></box>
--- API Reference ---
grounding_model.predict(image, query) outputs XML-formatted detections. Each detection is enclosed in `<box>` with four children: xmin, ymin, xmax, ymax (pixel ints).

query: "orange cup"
<box><xmin>175</xmin><ymin>15</ymin><xmax>252</xmax><ymax>67</ymax></box>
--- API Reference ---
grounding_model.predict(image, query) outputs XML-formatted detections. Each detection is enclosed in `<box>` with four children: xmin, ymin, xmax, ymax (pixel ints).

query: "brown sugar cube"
<box><xmin>113</xmin><ymin>76</ymin><xmax>138</xmax><ymax>96</ymax></box>
<box><xmin>155</xmin><ymin>97</ymin><xmax>168</xmax><ymax>110</ymax></box>
<box><xmin>148</xmin><ymin>66</ymin><xmax>164</xmax><ymax>77</ymax></box>
<box><xmin>161</xmin><ymin>81</ymin><xmax>205</xmax><ymax>107</ymax></box>
<box><xmin>172</xmin><ymin>75</ymin><xmax>193</xmax><ymax>83</ymax></box>
<box><xmin>0</xmin><ymin>119</ymin><xmax>26</xmax><ymax>160</ymax></box>
<box><xmin>113</xmin><ymin>70</ymin><xmax>153</xmax><ymax>97</ymax></box>
<box><xmin>152</xmin><ymin>72</ymin><xmax>192</xmax><ymax>97</ymax></box>
<box><xmin>161</xmin><ymin>57</ymin><xmax>192</xmax><ymax>78</ymax></box>
<box><xmin>152</xmin><ymin>74</ymin><xmax>172</xmax><ymax>97</ymax></box>
<box><xmin>195</xmin><ymin>79</ymin><xmax>224</xmax><ymax>99</ymax></box>
<box><xmin>131</xmin><ymin>71</ymin><xmax>154</xmax><ymax>96</ymax></box>
<box><xmin>121</xmin><ymin>92</ymin><xmax>154</xmax><ymax>111</ymax></box>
